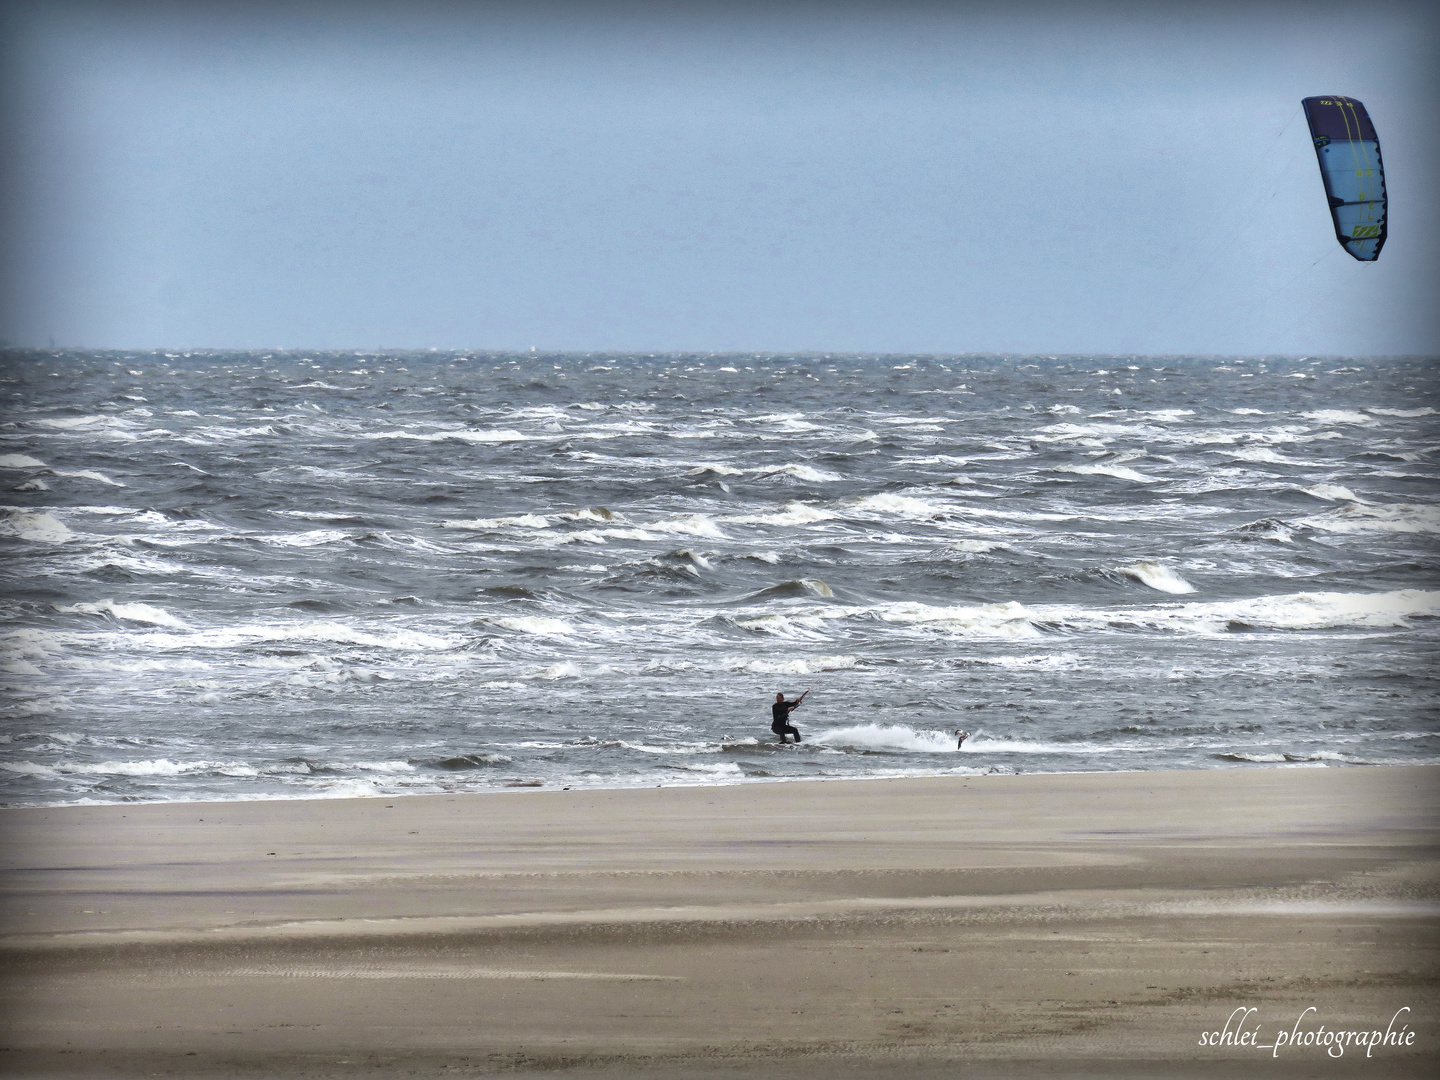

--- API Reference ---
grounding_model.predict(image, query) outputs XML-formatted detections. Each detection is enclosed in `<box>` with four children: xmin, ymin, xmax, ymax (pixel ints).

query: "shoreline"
<box><xmin>2</xmin><ymin>765</ymin><xmax>1436</xmax><ymax>1077</ymax></box>
<box><xmin>6</xmin><ymin>756</ymin><xmax>1437</xmax><ymax>812</ymax></box>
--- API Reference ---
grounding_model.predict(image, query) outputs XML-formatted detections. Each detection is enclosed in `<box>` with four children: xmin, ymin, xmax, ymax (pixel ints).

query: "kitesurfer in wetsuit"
<box><xmin>771</xmin><ymin>690</ymin><xmax>809</xmax><ymax>743</ymax></box>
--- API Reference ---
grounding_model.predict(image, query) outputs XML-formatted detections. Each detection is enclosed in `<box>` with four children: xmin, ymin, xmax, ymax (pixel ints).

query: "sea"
<box><xmin>1</xmin><ymin>351</ymin><xmax>1437</xmax><ymax>806</ymax></box>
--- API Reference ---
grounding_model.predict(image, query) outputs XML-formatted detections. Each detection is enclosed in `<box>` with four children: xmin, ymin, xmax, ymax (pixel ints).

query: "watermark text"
<box><xmin>1198</xmin><ymin>1007</ymin><xmax>1415</xmax><ymax>1059</ymax></box>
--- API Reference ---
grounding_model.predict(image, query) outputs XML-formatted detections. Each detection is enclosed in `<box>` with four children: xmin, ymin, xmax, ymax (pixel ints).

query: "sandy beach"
<box><xmin>2</xmin><ymin>765</ymin><xmax>1437</xmax><ymax>1078</ymax></box>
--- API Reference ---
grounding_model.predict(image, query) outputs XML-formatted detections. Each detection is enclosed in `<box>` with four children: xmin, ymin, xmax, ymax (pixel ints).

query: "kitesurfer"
<box><xmin>956</xmin><ymin>729</ymin><xmax>970</xmax><ymax>749</ymax></box>
<box><xmin>771</xmin><ymin>690</ymin><xmax>809</xmax><ymax>743</ymax></box>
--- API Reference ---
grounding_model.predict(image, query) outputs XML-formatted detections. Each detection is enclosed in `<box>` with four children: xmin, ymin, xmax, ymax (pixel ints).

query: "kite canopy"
<box><xmin>1302</xmin><ymin>96</ymin><xmax>1387</xmax><ymax>261</ymax></box>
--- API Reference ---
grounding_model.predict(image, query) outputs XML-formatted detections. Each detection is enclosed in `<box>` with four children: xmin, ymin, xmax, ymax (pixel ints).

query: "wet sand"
<box><xmin>2</xmin><ymin>766</ymin><xmax>1437</xmax><ymax>1078</ymax></box>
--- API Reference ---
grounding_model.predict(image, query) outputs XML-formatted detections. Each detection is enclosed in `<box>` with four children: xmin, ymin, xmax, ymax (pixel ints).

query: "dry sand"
<box><xmin>1</xmin><ymin>765</ymin><xmax>1437</xmax><ymax>1078</ymax></box>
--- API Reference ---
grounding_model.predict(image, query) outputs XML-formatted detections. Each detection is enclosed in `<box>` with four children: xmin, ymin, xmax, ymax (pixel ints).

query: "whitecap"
<box><xmin>0</xmin><ymin>628</ymin><xmax>62</xmax><ymax>659</ymax></box>
<box><xmin>963</xmin><ymin>736</ymin><xmax>1112</xmax><ymax>755</ymax></box>
<box><xmin>559</xmin><ymin>508</ymin><xmax>616</xmax><ymax>523</ymax></box>
<box><xmin>728</xmin><ymin>501</ymin><xmax>836</xmax><ymax>526</ymax></box>
<box><xmin>1302</xmin><ymin>503</ymin><xmax>1440</xmax><ymax>535</ymax></box>
<box><xmin>740</xmin><ymin>576</ymin><xmax>835</xmax><ymax>603</ymax></box>
<box><xmin>897</xmin><ymin>454</ymin><xmax>972</xmax><ymax>467</ymax></box>
<box><xmin>545</xmin><ymin>529</ymin><xmax>607</xmax><ymax>546</ymax></box>
<box><xmin>0</xmin><ymin>510</ymin><xmax>74</xmax><ymax>542</ymax></box>
<box><xmin>942</xmin><ymin>539</ymin><xmax>1009</xmax><ymax>554</ymax></box>
<box><xmin>448</xmin><ymin>427</ymin><xmax>537</xmax><ymax>443</ymax></box>
<box><xmin>874</xmin><ymin>600</ymin><xmax>1041</xmax><ymax>638</ymax></box>
<box><xmin>1366</xmin><ymin>407</ymin><xmax>1435</xmax><ymax>418</ymax></box>
<box><xmin>1055</xmin><ymin>463</ymin><xmax>1156</xmax><ymax>483</ymax></box>
<box><xmin>967</xmin><ymin>653</ymin><xmax>1081</xmax><ymax>671</ymax></box>
<box><xmin>58</xmin><ymin>600</ymin><xmax>189</xmax><ymax>628</ymax></box>
<box><xmin>1126</xmin><ymin>588</ymin><xmax>1439</xmax><ymax>633</ymax></box>
<box><xmin>442</xmin><ymin>514</ymin><xmax>550</xmax><ymax>530</ymax></box>
<box><xmin>545</xmin><ymin>527</ymin><xmax>655</xmax><ymax>544</ymax></box>
<box><xmin>666</xmin><ymin>762</ymin><xmax>744</xmax><ymax>776</ymax></box>
<box><xmin>350</xmin><ymin>760</ymin><xmax>417</xmax><ymax>773</ymax></box>
<box><xmin>1219</xmin><ymin>447</ymin><xmax>1312</xmax><ymax>466</ymax></box>
<box><xmin>1301</xmin><ymin>484</ymin><xmax>1365</xmax><ymax>503</ymax></box>
<box><xmin>750</xmin><ymin>463</ymin><xmax>842</xmax><ymax>483</ymax></box>
<box><xmin>4</xmin><ymin>697</ymin><xmax>75</xmax><ymax>718</ymax></box>
<box><xmin>732</xmin><ymin>613</ymin><xmax>834</xmax><ymax>639</ymax></box>
<box><xmin>1143</xmin><ymin>409</ymin><xmax>1195</xmax><ymax>421</ymax></box>
<box><xmin>0</xmin><ymin>454</ymin><xmax>47</xmax><ymax>469</ymax></box>
<box><xmin>595</xmin><ymin>527</ymin><xmax>657</xmax><ymax>542</ymax></box>
<box><xmin>192</xmin><ymin>424</ymin><xmax>275</xmax><ymax>440</ymax></box>
<box><xmin>1282</xmin><ymin>750</ymin><xmax>1354</xmax><ymax>763</ymax></box>
<box><xmin>1215</xmin><ymin>752</ymin><xmax>1287</xmax><ymax>763</ymax></box>
<box><xmin>612</xmin><ymin>739</ymin><xmax>718</xmax><ymax>756</ymax></box>
<box><xmin>753</xmin><ymin>411</ymin><xmax>810</xmax><ymax>423</ymax></box>
<box><xmin>850</xmin><ymin>493</ymin><xmax>944</xmax><ymax>518</ymax></box>
<box><xmin>58</xmin><ymin>758</ymin><xmax>230</xmax><ymax>777</ymax></box>
<box><xmin>1033</xmin><ymin>421</ymin><xmax>1135</xmax><ymax>444</ymax></box>
<box><xmin>729</xmin><ymin>653</ymin><xmax>857</xmax><ymax>675</ymax></box>
<box><xmin>368</xmin><ymin>428</ymin><xmax>527</xmax><ymax>444</ymax></box>
<box><xmin>583</xmin><ymin>421</ymin><xmax>658</xmax><ymax>439</ymax></box>
<box><xmin>138</xmin><ymin>622</ymin><xmax>459</xmax><ymax>651</ymax></box>
<box><xmin>874</xmin><ymin>417</ymin><xmax>944</xmax><ymax>431</ymax></box>
<box><xmin>648</xmin><ymin>514</ymin><xmax>729</xmax><ymax>539</ymax></box>
<box><xmin>52</xmin><ymin>469</ymin><xmax>125</xmax><ymax>487</ymax></box>
<box><xmin>811</xmin><ymin>723</ymin><xmax>957</xmax><ymax>753</ymax></box>
<box><xmin>260</xmin><ymin>529</ymin><xmax>355</xmax><ymax>548</ymax></box>
<box><xmin>273</xmin><ymin>510</ymin><xmax>368</xmax><ymax>523</ymax></box>
<box><xmin>1302</xmin><ymin>409</ymin><xmax>1373</xmax><ymax>426</ymax></box>
<box><xmin>673</xmin><ymin>549</ymin><xmax>712</xmax><ymax>570</ymax></box>
<box><xmin>1118</xmin><ymin>561</ymin><xmax>1196</xmax><ymax>595</ymax></box>
<box><xmin>31</xmin><ymin>415</ymin><xmax>125</xmax><ymax>430</ymax></box>
<box><xmin>487</xmin><ymin>616</ymin><xmax>575</xmax><ymax>636</ymax></box>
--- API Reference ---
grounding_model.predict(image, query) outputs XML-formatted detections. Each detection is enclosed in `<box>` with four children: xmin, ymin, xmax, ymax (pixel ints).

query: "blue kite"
<box><xmin>1302</xmin><ymin>96</ymin><xmax>1387</xmax><ymax>261</ymax></box>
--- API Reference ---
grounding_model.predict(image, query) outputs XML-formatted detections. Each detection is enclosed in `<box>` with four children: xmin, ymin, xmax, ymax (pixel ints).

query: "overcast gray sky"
<box><xmin>2</xmin><ymin>0</ymin><xmax>1436</xmax><ymax>355</ymax></box>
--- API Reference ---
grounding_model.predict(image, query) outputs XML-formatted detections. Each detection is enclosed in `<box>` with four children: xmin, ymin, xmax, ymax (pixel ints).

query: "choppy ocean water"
<box><xmin>0</xmin><ymin>351</ymin><xmax>1436</xmax><ymax>806</ymax></box>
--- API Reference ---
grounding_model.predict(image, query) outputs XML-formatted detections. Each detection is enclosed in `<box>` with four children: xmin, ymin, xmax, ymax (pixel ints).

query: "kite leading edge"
<box><xmin>1302</xmin><ymin>96</ymin><xmax>1387</xmax><ymax>262</ymax></box>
